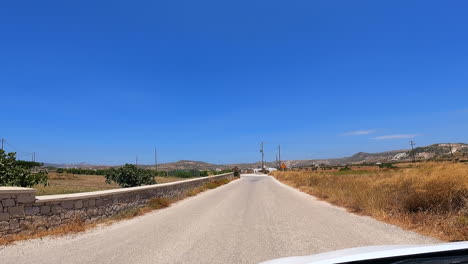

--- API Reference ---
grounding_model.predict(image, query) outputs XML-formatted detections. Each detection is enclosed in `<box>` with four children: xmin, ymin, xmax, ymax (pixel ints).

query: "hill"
<box><xmin>41</xmin><ymin>143</ymin><xmax>468</xmax><ymax>170</ymax></box>
<box><xmin>284</xmin><ymin>143</ymin><xmax>468</xmax><ymax>167</ymax></box>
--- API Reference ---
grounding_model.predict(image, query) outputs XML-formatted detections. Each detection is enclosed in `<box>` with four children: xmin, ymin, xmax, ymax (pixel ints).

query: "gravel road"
<box><xmin>0</xmin><ymin>174</ymin><xmax>437</xmax><ymax>264</ymax></box>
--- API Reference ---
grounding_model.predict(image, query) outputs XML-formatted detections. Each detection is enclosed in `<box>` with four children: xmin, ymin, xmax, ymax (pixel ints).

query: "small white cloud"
<box><xmin>342</xmin><ymin>130</ymin><xmax>376</xmax><ymax>136</ymax></box>
<box><xmin>372</xmin><ymin>134</ymin><xmax>420</xmax><ymax>140</ymax></box>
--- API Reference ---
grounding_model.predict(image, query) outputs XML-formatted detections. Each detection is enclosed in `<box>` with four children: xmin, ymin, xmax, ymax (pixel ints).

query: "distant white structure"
<box><xmin>253</xmin><ymin>167</ymin><xmax>277</xmax><ymax>173</ymax></box>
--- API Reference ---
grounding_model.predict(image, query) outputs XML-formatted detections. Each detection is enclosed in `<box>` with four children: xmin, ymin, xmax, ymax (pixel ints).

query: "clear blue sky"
<box><xmin>1</xmin><ymin>0</ymin><xmax>468</xmax><ymax>165</ymax></box>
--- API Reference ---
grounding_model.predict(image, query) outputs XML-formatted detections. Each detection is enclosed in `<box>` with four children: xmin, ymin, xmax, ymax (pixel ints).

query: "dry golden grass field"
<box><xmin>271</xmin><ymin>162</ymin><xmax>468</xmax><ymax>241</ymax></box>
<box><xmin>34</xmin><ymin>172</ymin><xmax>199</xmax><ymax>196</ymax></box>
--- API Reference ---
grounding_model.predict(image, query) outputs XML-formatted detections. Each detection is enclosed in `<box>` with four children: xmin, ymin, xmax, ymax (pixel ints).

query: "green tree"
<box><xmin>105</xmin><ymin>164</ymin><xmax>156</xmax><ymax>187</ymax></box>
<box><xmin>0</xmin><ymin>150</ymin><xmax>48</xmax><ymax>187</ymax></box>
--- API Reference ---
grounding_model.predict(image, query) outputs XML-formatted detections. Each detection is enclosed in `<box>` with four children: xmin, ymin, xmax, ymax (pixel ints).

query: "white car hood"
<box><xmin>260</xmin><ymin>242</ymin><xmax>468</xmax><ymax>264</ymax></box>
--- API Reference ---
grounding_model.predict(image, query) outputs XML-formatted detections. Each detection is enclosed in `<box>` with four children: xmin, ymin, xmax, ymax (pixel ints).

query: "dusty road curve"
<box><xmin>0</xmin><ymin>175</ymin><xmax>437</xmax><ymax>264</ymax></box>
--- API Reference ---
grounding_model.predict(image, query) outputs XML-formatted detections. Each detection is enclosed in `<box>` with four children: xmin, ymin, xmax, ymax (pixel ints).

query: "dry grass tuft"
<box><xmin>185</xmin><ymin>178</ymin><xmax>230</xmax><ymax>196</ymax></box>
<box><xmin>0</xmin><ymin>217</ymin><xmax>89</xmax><ymax>246</ymax></box>
<box><xmin>271</xmin><ymin>162</ymin><xmax>468</xmax><ymax>241</ymax></box>
<box><xmin>148</xmin><ymin>197</ymin><xmax>172</xmax><ymax>209</ymax></box>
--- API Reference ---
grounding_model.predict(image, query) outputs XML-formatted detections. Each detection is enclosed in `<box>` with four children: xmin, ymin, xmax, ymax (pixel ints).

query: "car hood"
<box><xmin>260</xmin><ymin>242</ymin><xmax>468</xmax><ymax>264</ymax></box>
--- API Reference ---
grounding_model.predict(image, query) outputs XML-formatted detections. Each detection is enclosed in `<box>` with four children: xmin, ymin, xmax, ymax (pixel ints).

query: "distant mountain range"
<box><xmin>42</xmin><ymin>143</ymin><xmax>468</xmax><ymax>170</ymax></box>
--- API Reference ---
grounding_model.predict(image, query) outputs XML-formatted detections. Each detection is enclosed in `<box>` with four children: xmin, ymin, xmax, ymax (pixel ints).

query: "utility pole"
<box><xmin>278</xmin><ymin>144</ymin><xmax>281</xmax><ymax>167</ymax></box>
<box><xmin>32</xmin><ymin>152</ymin><xmax>36</xmax><ymax>172</ymax></box>
<box><xmin>1</xmin><ymin>138</ymin><xmax>3</xmax><ymax>150</ymax></box>
<box><xmin>260</xmin><ymin>142</ymin><xmax>264</xmax><ymax>169</ymax></box>
<box><xmin>409</xmin><ymin>141</ymin><xmax>416</xmax><ymax>163</ymax></box>
<box><xmin>154</xmin><ymin>147</ymin><xmax>158</xmax><ymax>174</ymax></box>
<box><xmin>136</xmin><ymin>155</ymin><xmax>138</xmax><ymax>167</ymax></box>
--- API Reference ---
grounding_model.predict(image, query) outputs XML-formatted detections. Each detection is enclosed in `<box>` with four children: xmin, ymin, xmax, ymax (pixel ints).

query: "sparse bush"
<box><xmin>105</xmin><ymin>164</ymin><xmax>156</xmax><ymax>187</ymax></box>
<box><xmin>148</xmin><ymin>198</ymin><xmax>171</xmax><ymax>209</ymax></box>
<box><xmin>111</xmin><ymin>208</ymin><xmax>141</xmax><ymax>220</ymax></box>
<box><xmin>339</xmin><ymin>166</ymin><xmax>351</xmax><ymax>171</ymax></box>
<box><xmin>379</xmin><ymin>163</ymin><xmax>397</xmax><ymax>169</ymax></box>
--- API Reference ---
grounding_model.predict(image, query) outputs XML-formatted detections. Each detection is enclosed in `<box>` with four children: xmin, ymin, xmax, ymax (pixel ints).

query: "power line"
<box><xmin>1</xmin><ymin>139</ymin><xmax>38</xmax><ymax>163</ymax></box>
<box><xmin>2</xmin><ymin>139</ymin><xmax>33</xmax><ymax>155</ymax></box>
<box><xmin>5</xmin><ymin>141</ymin><xmax>19</xmax><ymax>152</ymax></box>
<box><xmin>16</xmin><ymin>153</ymin><xmax>32</xmax><ymax>158</ymax></box>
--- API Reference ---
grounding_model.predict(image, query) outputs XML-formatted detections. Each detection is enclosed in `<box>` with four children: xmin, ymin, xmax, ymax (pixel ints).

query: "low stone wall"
<box><xmin>0</xmin><ymin>173</ymin><xmax>234</xmax><ymax>235</ymax></box>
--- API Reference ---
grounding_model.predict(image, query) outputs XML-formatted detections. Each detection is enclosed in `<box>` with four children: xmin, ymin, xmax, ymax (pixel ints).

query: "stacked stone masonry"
<box><xmin>0</xmin><ymin>173</ymin><xmax>234</xmax><ymax>235</ymax></box>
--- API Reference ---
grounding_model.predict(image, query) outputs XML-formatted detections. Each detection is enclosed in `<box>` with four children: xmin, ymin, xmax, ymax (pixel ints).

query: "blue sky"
<box><xmin>1</xmin><ymin>0</ymin><xmax>468</xmax><ymax>165</ymax></box>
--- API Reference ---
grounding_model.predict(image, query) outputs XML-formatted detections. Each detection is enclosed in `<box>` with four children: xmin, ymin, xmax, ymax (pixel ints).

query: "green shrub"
<box><xmin>0</xmin><ymin>150</ymin><xmax>48</xmax><ymax>187</ymax></box>
<box><xmin>105</xmin><ymin>164</ymin><xmax>156</xmax><ymax>187</ymax></box>
<box><xmin>56</xmin><ymin>167</ymin><xmax>109</xmax><ymax>175</ymax></box>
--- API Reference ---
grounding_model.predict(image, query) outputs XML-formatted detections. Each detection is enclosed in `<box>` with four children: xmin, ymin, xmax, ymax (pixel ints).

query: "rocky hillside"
<box><xmin>285</xmin><ymin>143</ymin><xmax>468</xmax><ymax>167</ymax></box>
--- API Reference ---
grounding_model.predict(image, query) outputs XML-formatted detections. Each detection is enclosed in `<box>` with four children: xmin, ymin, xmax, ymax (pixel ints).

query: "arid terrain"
<box><xmin>0</xmin><ymin>175</ymin><xmax>435</xmax><ymax>264</ymax></box>
<box><xmin>271</xmin><ymin>162</ymin><xmax>468</xmax><ymax>241</ymax></box>
<box><xmin>34</xmin><ymin>172</ymin><xmax>199</xmax><ymax>195</ymax></box>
